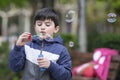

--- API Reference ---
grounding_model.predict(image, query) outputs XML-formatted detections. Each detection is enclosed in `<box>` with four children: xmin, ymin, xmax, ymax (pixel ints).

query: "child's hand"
<box><xmin>37</xmin><ymin>58</ymin><xmax>50</xmax><ymax>68</ymax></box>
<box><xmin>16</xmin><ymin>32</ymin><xmax>32</xmax><ymax>46</ymax></box>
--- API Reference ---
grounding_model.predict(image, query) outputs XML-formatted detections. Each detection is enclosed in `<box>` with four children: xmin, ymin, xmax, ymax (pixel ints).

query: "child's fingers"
<box><xmin>16</xmin><ymin>32</ymin><xmax>32</xmax><ymax>46</ymax></box>
<box><xmin>37</xmin><ymin>58</ymin><xmax>50</xmax><ymax>68</ymax></box>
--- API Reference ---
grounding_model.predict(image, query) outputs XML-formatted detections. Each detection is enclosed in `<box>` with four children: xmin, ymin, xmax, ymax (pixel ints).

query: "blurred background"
<box><xmin>0</xmin><ymin>0</ymin><xmax>120</xmax><ymax>80</ymax></box>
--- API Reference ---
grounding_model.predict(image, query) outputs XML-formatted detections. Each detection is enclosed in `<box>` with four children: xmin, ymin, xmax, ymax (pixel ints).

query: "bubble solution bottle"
<box><xmin>38</xmin><ymin>53</ymin><xmax>46</xmax><ymax>71</ymax></box>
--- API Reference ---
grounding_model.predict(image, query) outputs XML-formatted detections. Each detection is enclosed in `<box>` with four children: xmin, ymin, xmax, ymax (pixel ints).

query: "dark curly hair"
<box><xmin>33</xmin><ymin>7</ymin><xmax>59</xmax><ymax>27</ymax></box>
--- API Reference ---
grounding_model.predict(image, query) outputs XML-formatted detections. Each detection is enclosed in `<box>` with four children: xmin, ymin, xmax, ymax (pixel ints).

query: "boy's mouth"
<box><xmin>40</xmin><ymin>31</ymin><xmax>46</xmax><ymax>35</ymax></box>
<box><xmin>37</xmin><ymin>32</ymin><xmax>46</xmax><ymax>39</ymax></box>
<box><xmin>37</xmin><ymin>32</ymin><xmax>53</xmax><ymax>39</ymax></box>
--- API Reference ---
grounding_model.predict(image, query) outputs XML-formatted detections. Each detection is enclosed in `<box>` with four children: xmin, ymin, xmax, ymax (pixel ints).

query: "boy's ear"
<box><xmin>54</xmin><ymin>26</ymin><xmax>60</xmax><ymax>33</ymax></box>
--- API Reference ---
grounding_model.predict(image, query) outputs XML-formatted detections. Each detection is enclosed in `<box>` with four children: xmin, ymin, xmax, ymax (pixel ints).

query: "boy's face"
<box><xmin>34</xmin><ymin>19</ymin><xmax>59</xmax><ymax>39</ymax></box>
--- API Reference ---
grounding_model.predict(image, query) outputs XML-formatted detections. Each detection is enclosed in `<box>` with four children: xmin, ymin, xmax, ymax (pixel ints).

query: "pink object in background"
<box><xmin>72</xmin><ymin>48</ymin><xmax>118</xmax><ymax>80</ymax></box>
<box><xmin>93</xmin><ymin>48</ymin><xmax>118</xmax><ymax>80</ymax></box>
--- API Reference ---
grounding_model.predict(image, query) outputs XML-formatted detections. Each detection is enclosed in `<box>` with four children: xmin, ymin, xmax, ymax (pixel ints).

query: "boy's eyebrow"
<box><xmin>44</xmin><ymin>20</ymin><xmax>52</xmax><ymax>23</ymax></box>
<box><xmin>36</xmin><ymin>20</ymin><xmax>42</xmax><ymax>23</ymax></box>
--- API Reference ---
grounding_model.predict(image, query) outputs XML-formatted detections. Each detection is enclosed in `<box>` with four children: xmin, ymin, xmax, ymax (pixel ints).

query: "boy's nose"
<box><xmin>41</xmin><ymin>25</ymin><xmax>45</xmax><ymax>30</ymax></box>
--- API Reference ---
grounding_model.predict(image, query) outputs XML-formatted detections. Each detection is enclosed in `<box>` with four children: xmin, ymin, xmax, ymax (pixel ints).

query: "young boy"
<box><xmin>8</xmin><ymin>8</ymin><xmax>72</xmax><ymax>80</ymax></box>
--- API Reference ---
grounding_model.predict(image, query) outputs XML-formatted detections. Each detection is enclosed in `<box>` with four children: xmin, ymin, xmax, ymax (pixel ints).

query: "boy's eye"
<box><xmin>37</xmin><ymin>23</ymin><xmax>42</xmax><ymax>26</ymax></box>
<box><xmin>45</xmin><ymin>22</ymin><xmax>50</xmax><ymax>27</ymax></box>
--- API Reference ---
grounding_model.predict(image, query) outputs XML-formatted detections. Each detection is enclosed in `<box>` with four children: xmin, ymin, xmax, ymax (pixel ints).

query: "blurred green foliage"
<box><xmin>0</xmin><ymin>41</ymin><xmax>22</xmax><ymax>80</ymax></box>
<box><xmin>88</xmin><ymin>32</ymin><xmax>120</xmax><ymax>53</ymax></box>
<box><xmin>60</xmin><ymin>33</ymin><xmax>79</xmax><ymax>51</ymax></box>
<box><xmin>0</xmin><ymin>42</ymin><xmax>10</xmax><ymax>80</ymax></box>
<box><xmin>0</xmin><ymin>42</ymin><xmax>8</xmax><ymax>79</ymax></box>
<box><xmin>0</xmin><ymin>0</ymin><xmax>28</xmax><ymax>10</ymax></box>
<box><xmin>59</xmin><ymin>0</ymin><xmax>78</xmax><ymax>4</ymax></box>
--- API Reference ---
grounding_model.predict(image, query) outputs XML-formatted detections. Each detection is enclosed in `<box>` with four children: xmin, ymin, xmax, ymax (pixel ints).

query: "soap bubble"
<box><xmin>65</xmin><ymin>10</ymin><xmax>75</xmax><ymax>23</ymax></box>
<box><xmin>36</xmin><ymin>33</ymin><xmax>53</xmax><ymax>39</ymax></box>
<box><xmin>107</xmin><ymin>13</ymin><xmax>117</xmax><ymax>23</ymax></box>
<box><xmin>69</xmin><ymin>41</ymin><xmax>74</xmax><ymax>47</ymax></box>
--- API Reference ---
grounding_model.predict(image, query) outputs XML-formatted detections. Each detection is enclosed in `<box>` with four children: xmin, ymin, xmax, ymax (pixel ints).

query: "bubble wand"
<box><xmin>37</xmin><ymin>33</ymin><xmax>46</xmax><ymax>72</ymax></box>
